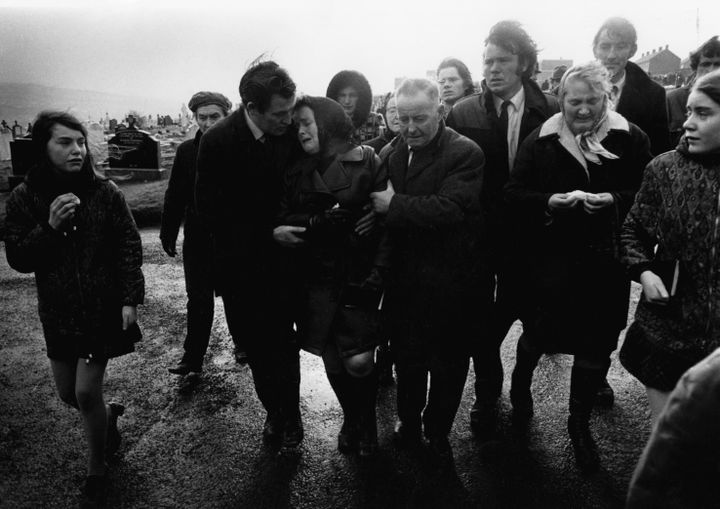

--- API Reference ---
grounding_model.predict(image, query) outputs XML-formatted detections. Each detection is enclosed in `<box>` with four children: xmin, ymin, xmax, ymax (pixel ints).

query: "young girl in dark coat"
<box><xmin>273</xmin><ymin>96</ymin><xmax>388</xmax><ymax>457</ymax></box>
<box><xmin>620</xmin><ymin>68</ymin><xmax>720</xmax><ymax>425</ymax></box>
<box><xmin>5</xmin><ymin>111</ymin><xmax>144</xmax><ymax>507</ymax></box>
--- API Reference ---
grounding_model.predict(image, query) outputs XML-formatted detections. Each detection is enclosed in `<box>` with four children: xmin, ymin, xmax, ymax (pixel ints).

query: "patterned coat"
<box><xmin>620</xmin><ymin>146</ymin><xmax>720</xmax><ymax>378</ymax></box>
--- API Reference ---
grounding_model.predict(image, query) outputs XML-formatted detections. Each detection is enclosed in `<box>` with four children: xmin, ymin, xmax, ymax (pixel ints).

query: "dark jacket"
<box><xmin>666</xmin><ymin>85</ymin><xmax>691</xmax><ymax>148</ymax></box>
<box><xmin>446</xmin><ymin>78</ymin><xmax>559</xmax><ymax>220</ymax></box>
<box><xmin>5</xmin><ymin>167</ymin><xmax>144</xmax><ymax>359</ymax></box>
<box><xmin>626</xmin><ymin>347</ymin><xmax>720</xmax><ymax>509</ymax></box>
<box><xmin>505</xmin><ymin>112</ymin><xmax>652</xmax><ymax>354</ymax></box>
<box><xmin>277</xmin><ymin>145</ymin><xmax>389</xmax><ymax>354</ymax></box>
<box><xmin>620</xmin><ymin>146</ymin><xmax>720</xmax><ymax>366</ymax></box>
<box><xmin>381</xmin><ymin>124</ymin><xmax>492</xmax><ymax>354</ymax></box>
<box><xmin>616</xmin><ymin>61</ymin><xmax>671</xmax><ymax>156</ymax></box>
<box><xmin>160</xmin><ymin>131</ymin><xmax>205</xmax><ymax>244</ymax></box>
<box><xmin>195</xmin><ymin>106</ymin><xmax>301</xmax><ymax>296</ymax></box>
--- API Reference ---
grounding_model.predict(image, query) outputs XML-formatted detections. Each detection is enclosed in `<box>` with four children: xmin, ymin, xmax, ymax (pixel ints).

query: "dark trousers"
<box><xmin>181</xmin><ymin>238</ymin><xmax>243</xmax><ymax>366</ymax></box>
<box><xmin>223</xmin><ymin>290</ymin><xmax>300</xmax><ymax>421</ymax></box>
<box><xmin>395</xmin><ymin>350</ymin><xmax>469</xmax><ymax>439</ymax></box>
<box><xmin>472</xmin><ymin>270</ymin><xmax>521</xmax><ymax>406</ymax></box>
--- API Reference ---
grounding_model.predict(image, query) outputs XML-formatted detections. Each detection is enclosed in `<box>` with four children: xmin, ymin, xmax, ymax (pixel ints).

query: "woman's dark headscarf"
<box><xmin>27</xmin><ymin>110</ymin><xmax>99</xmax><ymax>198</ymax></box>
<box><xmin>296</xmin><ymin>96</ymin><xmax>354</xmax><ymax>154</ymax></box>
<box><xmin>325</xmin><ymin>70</ymin><xmax>372</xmax><ymax>129</ymax></box>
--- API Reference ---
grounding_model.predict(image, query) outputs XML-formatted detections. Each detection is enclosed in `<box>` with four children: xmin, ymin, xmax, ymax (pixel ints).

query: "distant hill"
<box><xmin>0</xmin><ymin>83</ymin><xmax>183</xmax><ymax>126</ymax></box>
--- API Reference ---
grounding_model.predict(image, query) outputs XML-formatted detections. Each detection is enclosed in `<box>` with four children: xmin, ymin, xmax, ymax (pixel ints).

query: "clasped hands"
<box><xmin>548</xmin><ymin>190</ymin><xmax>614</xmax><ymax>214</ymax></box>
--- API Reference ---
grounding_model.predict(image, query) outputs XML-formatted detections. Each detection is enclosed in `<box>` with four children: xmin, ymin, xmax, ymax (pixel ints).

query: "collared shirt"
<box><xmin>244</xmin><ymin>108</ymin><xmax>265</xmax><ymax>141</ymax></box>
<box><xmin>609</xmin><ymin>70</ymin><xmax>627</xmax><ymax>110</ymax></box>
<box><xmin>493</xmin><ymin>87</ymin><xmax>525</xmax><ymax>170</ymax></box>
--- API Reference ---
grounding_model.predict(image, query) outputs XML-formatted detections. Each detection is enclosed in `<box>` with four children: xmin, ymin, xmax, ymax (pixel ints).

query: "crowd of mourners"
<box><xmin>5</xmin><ymin>15</ymin><xmax>720</xmax><ymax>509</ymax></box>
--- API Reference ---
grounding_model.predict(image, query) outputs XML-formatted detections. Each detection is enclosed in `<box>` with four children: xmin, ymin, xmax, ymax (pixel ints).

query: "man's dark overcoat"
<box><xmin>381</xmin><ymin>124</ymin><xmax>492</xmax><ymax>359</ymax></box>
<box><xmin>615</xmin><ymin>61</ymin><xmax>670</xmax><ymax>156</ymax></box>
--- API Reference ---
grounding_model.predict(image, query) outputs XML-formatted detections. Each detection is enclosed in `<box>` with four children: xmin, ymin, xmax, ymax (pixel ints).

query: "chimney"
<box><xmin>665</xmin><ymin>44</ymin><xmax>669</xmax><ymax>50</ymax></box>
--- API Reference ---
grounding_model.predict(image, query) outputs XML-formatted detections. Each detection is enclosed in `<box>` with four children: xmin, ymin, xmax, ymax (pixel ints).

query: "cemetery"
<box><xmin>0</xmin><ymin>111</ymin><xmax>198</xmax><ymax>236</ymax></box>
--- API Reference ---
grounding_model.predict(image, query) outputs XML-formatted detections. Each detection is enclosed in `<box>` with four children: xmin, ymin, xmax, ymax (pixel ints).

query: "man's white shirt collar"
<box><xmin>244</xmin><ymin>109</ymin><xmax>265</xmax><ymax>141</ymax></box>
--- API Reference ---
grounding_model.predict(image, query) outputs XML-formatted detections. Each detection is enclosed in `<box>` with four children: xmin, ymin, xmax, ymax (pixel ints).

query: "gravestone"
<box><xmin>108</xmin><ymin>119</ymin><xmax>118</xmax><ymax>133</ymax></box>
<box><xmin>106</xmin><ymin>125</ymin><xmax>166</xmax><ymax>181</ymax></box>
<box><xmin>0</xmin><ymin>127</ymin><xmax>12</xmax><ymax>161</ymax></box>
<box><xmin>9</xmin><ymin>137</ymin><xmax>34</xmax><ymax>190</ymax></box>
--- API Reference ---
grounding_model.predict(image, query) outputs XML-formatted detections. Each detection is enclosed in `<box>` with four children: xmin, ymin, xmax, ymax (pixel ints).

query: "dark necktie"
<box><xmin>498</xmin><ymin>100</ymin><xmax>511</xmax><ymax>138</ymax></box>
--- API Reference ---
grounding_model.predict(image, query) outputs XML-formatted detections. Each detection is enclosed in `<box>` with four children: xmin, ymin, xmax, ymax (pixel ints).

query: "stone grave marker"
<box><xmin>9</xmin><ymin>137</ymin><xmax>34</xmax><ymax>189</ymax></box>
<box><xmin>106</xmin><ymin>125</ymin><xmax>166</xmax><ymax>181</ymax></box>
<box><xmin>0</xmin><ymin>126</ymin><xmax>12</xmax><ymax>161</ymax></box>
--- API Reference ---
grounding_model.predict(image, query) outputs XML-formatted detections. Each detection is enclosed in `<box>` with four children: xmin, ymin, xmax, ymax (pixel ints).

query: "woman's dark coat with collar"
<box><xmin>277</xmin><ymin>145</ymin><xmax>389</xmax><ymax>355</ymax></box>
<box><xmin>5</xmin><ymin>165</ymin><xmax>144</xmax><ymax>359</ymax></box>
<box><xmin>380</xmin><ymin>123</ymin><xmax>492</xmax><ymax>357</ymax></box>
<box><xmin>505</xmin><ymin>114</ymin><xmax>652</xmax><ymax>355</ymax></box>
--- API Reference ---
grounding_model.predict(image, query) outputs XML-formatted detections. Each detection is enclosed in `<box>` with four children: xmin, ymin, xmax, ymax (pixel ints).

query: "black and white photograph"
<box><xmin>1</xmin><ymin>0</ymin><xmax>720</xmax><ymax>507</ymax></box>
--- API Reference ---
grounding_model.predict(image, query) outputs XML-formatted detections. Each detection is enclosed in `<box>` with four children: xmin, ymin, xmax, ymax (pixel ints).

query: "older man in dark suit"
<box><xmin>370</xmin><ymin>78</ymin><xmax>492</xmax><ymax>463</ymax></box>
<box><xmin>195</xmin><ymin>61</ymin><xmax>303</xmax><ymax>450</ymax></box>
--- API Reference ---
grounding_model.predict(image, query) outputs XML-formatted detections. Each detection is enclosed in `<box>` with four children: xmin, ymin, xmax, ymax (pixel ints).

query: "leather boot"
<box><xmin>568</xmin><ymin>365</ymin><xmax>604</xmax><ymax>474</ymax></box>
<box><xmin>510</xmin><ymin>339</ymin><xmax>541</xmax><ymax>423</ymax></box>
<box><xmin>355</xmin><ymin>370</ymin><xmax>378</xmax><ymax>458</ymax></box>
<box><xmin>327</xmin><ymin>372</ymin><xmax>359</xmax><ymax>453</ymax></box>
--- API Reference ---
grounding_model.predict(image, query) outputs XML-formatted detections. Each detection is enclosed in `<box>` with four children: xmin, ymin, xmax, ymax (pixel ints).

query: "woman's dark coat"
<box><xmin>381</xmin><ymin>124</ymin><xmax>492</xmax><ymax>358</ymax></box>
<box><xmin>5</xmin><ymin>167</ymin><xmax>144</xmax><ymax>359</ymax></box>
<box><xmin>505</xmin><ymin>113</ymin><xmax>651</xmax><ymax>355</ymax></box>
<box><xmin>277</xmin><ymin>145</ymin><xmax>389</xmax><ymax>355</ymax></box>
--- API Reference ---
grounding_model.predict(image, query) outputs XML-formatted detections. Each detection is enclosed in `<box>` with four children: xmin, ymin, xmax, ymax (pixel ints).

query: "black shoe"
<box><xmin>105</xmin><ymin>402</ymin><xmax>125</xmax><ymax>457</ymax></box>
<box><xmin>78</xmin><ymin>472</ymin><xmax>108</xmax><ymax>509</ymax></box>
<box><xmin>393</xmin><ymin>420</ymin><xmax>421</xmax><ymax>448</ymax></box>
<box><xmin>262</xmin><ymin>413</ymin><xmax>283</xmax><ymax>445</ymax></box>
<box><xmin>568</xmin><ymin>415</ymin><xmax>600</xmax><ymax>474</ymax></box>
<box><xmin>470</xmin><ymin>401</ymin><xmax>497</xmax><ymax>440</ymax></box>
<box><xmin>281</xmin><ymin>415</ymin><xmax>304</xmax><ymax>451</ymax></box>
<box><xmin>337</xmin><ymin>419</ymin><xmax>359</xmax><ymax>453</ymax></box>
<box><xmin>595</xmin><ymin>378</ymin><xmax>615</xmax><ymax>407</ymax></box>
<box><xmin>168</xmin><ymin>361</ymin><xmax>202</xmax><ymax>376</ymax></box>
<box><xmin>234</xmin><ymin>348</ymin><xmax>249</xmax><ymax>365</ymax></box>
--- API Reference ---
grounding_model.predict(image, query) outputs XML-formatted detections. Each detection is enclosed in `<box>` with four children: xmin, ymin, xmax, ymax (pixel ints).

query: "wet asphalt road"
<box><xmin>0</xmin><ymin>228</ymin><xmax>652</xmax><ymax>508</ymax></box>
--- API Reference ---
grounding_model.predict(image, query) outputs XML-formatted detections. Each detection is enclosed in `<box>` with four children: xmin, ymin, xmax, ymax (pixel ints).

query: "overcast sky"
<box><xmin>1</xmin><ymin>0</ymin><xmax>718</xmax><ymax>106</ymax></box>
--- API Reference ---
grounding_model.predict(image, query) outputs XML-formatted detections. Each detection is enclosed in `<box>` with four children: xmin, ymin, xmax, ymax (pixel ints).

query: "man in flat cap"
<box><xmin>161</xmin><ymin>91</ymin><xmax>245</xmax><ymax>376</ymax></box>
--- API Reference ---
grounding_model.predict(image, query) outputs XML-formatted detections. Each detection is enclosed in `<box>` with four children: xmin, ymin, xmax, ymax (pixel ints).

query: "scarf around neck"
<box><xmin>540</xmin><ymin>110</ymin><xmax>629</xmax><ymax>175</ymax></box>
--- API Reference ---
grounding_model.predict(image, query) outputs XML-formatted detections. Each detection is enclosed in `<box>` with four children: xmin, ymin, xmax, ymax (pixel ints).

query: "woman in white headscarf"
<box><xmin>504</xmin><ymin>61</ymin><xmax>652</xmax><ymax>474</ymax></box>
